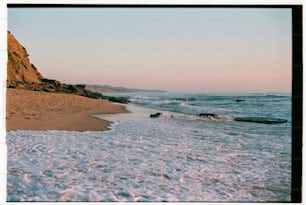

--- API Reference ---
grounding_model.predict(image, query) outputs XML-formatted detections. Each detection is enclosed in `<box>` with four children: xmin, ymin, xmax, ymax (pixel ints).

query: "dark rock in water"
<box><xmin>234</xmin><ymin>117</ymin><xmax>287</xmax><ymax>124</ymax></box>
<box><xmin>199</xmin><ymin>113</ymin><xmax>218</xmax><ymax>118</ymax></box>
<box><xmin>235</xmin><ymin>99</ymin><xmax>245</xmax><ymax>102</ymax></box>
<box><xmin>150</xmin><ymin>113</ymin><xmax>162</xmax><ymax>118</ymax></box>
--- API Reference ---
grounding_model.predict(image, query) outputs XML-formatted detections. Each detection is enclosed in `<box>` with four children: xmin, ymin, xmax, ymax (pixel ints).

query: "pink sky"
<box><xmin>8</xmin><ymin>8</ymin><xmax>292</xmax><ymax>92</ymax></box>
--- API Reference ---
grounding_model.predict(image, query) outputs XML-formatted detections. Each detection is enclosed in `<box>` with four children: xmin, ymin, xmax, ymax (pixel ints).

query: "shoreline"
<box><xmin>95</xmin><ymin>103</ymin><xmax>162</xmax><ymax>123</ymax></box>
<box><xmin>6</xmin><ymin>88</ymin><xmax>128</xmax><ymax>132</ymax></box>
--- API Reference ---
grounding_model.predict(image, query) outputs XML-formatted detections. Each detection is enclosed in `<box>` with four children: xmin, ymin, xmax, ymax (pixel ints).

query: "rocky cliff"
<box><xmin>7</xmin><ymin>31</ymin><xmax>103</xmax><ymax>99</ymax></box>
<box><xmin>7</xmin><ymin>31</ymin><xmax>43</xmax><ymax>88</ymax></box>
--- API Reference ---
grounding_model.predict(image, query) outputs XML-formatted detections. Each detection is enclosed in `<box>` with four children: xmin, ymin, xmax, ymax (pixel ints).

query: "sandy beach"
<box><xmin>6</xmin><ymin>88</ymin><xmax>128</xmax><ymax>131</ymax></box>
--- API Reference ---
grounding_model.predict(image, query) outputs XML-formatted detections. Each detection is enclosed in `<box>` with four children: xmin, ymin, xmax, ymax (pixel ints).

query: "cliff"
<box><xmin>7</xmin><ymin>31</ymin><xmax>43</xmax><ymax>88</ymax></box>
<box><xmin>6</xmin><ymin>31</ymin><xmax>103</xmax><ymax>99</ymax></box>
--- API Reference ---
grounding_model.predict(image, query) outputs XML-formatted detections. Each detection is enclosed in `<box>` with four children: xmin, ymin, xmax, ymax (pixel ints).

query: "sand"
<box><xmin>6</xmin><ymin>88</ymin><xmax>128</xmax><ymax>131</ymax></box>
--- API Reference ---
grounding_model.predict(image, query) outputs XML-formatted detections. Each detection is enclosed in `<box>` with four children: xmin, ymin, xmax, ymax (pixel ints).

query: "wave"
<box><xmin>152</xmin><ymin>111</ymin><xmax>232</xmax><ymax>123</ymax></box>
<box><xmin>130</xmin><ymin>96</ymin><xmax>233</xmax><ymax>116</ymax></box>
<box><xmin>127</xmin><ymin>93</ymin><xmax>291</xmax><ymax>123</ymax></box>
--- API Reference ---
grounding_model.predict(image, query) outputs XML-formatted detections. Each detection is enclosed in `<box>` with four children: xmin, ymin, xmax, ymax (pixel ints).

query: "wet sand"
<box><xmin>6</xmin><ymin>88</ymin><xmax>128</xmax><ymax>131</ymax></box>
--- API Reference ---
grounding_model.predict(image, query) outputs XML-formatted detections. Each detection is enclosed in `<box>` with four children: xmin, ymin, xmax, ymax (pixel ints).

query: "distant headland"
<box><xmin>85</xmin><ymin>84</ymin><xmax>167</xmax><ymax>93</ymax></box>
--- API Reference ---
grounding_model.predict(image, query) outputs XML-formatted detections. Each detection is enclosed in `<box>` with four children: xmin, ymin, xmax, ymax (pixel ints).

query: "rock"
<box><xmin>150</xmin><ymin>113</ymin><xmax>162</xmax><ymax>118</ymax></box>
<box><xmin>234</xmin><ymin>117</ymin><xmax>288</xmax><ymax>124</ymax></box>
<box><xmin>199</xmin><ymin>113</ymin><xmax>218</xmax><ymax>118</ymax></box>
<box><xmin>106</xmin><ymin>96</ymin><xmax>129</xmax><ymax>104</ymax></box>
<box><xmin>67</xmin><ymin>84</ymin><xmax>77</xmax><ymax>92</ymax></box>
<box><xmin>84</xmin><ymin>90</ymin><xmax>104</xmax><ymax>99</ymax></box>
<box><xmin>41</xmin><ymin>78</ymin><xmax>59</xmax><ymax>84</ymax></box>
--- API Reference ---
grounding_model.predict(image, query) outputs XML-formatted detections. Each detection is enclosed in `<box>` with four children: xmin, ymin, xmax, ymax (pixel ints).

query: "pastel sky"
<box><xmin>8</xmin><ymin>7</ymin><xmax>291</xmax><ymax>92</ymax></box>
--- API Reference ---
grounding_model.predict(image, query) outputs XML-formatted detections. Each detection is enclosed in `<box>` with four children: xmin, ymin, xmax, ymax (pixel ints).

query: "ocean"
<box><xmin>6</xmin><ymin>92</ymin><xmax>292</xmax><ymax>202</ymax></box>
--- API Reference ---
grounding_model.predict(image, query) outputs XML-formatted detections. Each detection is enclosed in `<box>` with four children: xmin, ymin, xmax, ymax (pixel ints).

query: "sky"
<box><xmin>7</xmin><ymin>7</ymin><xmax>292</xmax><ymax>92</ymax></box>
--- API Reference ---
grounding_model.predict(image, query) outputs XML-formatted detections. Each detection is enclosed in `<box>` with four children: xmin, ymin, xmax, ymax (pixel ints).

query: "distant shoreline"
<box><xmin>85</xmin><ymin>84</ymin><xmax>167</xmax><ymax>93</ymax></box>
<box><xmin>6</xmin><ymin>88</ymin><xmax>128</xmax><ymax>132</ymax></box>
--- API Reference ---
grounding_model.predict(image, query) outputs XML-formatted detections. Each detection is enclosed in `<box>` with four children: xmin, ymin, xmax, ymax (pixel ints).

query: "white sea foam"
<box><xmin>6</xmin><ymin>93</ymin><xmax>292</xmax><ymax>202</ymax></box>
<box><xmin>7</xmin><ymin>117</ymin><xmax>291</xmax><ymax>202</ymax></box>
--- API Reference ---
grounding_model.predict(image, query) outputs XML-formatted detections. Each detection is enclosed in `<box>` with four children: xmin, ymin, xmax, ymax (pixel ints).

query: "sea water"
<box><xmin>6</xmin><ymin>92</ymin><xmax>292</xmax><ymax>202</ymax></box>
